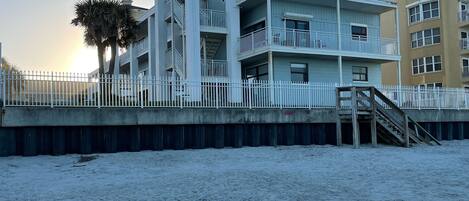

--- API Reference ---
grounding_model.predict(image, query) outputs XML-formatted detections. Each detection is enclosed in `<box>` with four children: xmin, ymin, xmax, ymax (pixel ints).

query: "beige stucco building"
<box><xmin>382</xmin><ymin>0</ymin><xmax>469</xmax><ymax>88</ymax></box>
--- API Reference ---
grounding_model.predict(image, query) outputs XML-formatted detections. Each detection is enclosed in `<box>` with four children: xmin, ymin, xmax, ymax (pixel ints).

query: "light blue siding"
<box><xmin>273</xmin><ymin>56</ymin><xmax>381</xmax><ymax>85</ymax></box>
<box><xmin>271</xmin><ymin>0</ymin><xmax>381</xmax><ymax>38</ymax></box>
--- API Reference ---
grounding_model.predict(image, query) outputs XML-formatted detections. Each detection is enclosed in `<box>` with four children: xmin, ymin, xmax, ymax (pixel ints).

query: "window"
<box><xmin>419</xmin><ymin>83</ymin><xmax>443</xmax><ymax>89</ymax></box>
<box><xmin>285</xmin><ymin>19</ymin><xmax>310</xmax><ymax>31</ymax></box>
<box><xmin>244</xmin><ymin>63</ymin><xmax>268</xmax><ymax>81</ymax></box>
<box><xmin>408</xmin><ymin>1</ymin><xmax>439</xmax><ymax>24</ymax></box>
<box><xmin>351</xmin><ymin>25</ymin><xmax>368</xmax><ymax>41</ymax></box>
<box><xmin>290</xmin><ymin>63</ymin><xmax>308</xmax><ymax>82</ymax></box>
<box><xmin>285</xmin><ymin>19</ymin><xmax>310</xmax><ymax>47</ymax></box>
<box><xmin>409</xmin><ymin>5</ymin><xmax>420</xmax><ymax>24</ymax></box>
<box><xmin>242</xmin><ymin>20</ymin><xmax>266</xmax><ymax>35</ymax></box>
<box><xmin>463</xmin><ymin>58</ymin><xmax>469</xmax><ymax>74</ymax></box>
<box><xmin>412</xmin><ymin>56</ymin><xmax>442</xmax><ymax>75</ymax></box>
<box><xmin>411</xmin><ymin>28</ymin><xmax>440</xmax><ymax>48</ymax></box>
<box><xmin>352</xmin><ymin>66</ymin><xmax>368</xmax><ymax>82</ymax></box>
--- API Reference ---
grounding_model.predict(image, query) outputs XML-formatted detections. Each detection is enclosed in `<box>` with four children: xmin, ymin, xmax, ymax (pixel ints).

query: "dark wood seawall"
<box><xmin>0</xmin><ymin>107</ymin><xmax>468</xmax><ymax>156</ymax></box>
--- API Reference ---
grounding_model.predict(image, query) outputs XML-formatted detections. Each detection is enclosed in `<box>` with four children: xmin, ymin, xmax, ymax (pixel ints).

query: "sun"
<box><xmin>70</xmin><ymin>47</ymin><xmax>99</xmax><ymax>73</ymax></box>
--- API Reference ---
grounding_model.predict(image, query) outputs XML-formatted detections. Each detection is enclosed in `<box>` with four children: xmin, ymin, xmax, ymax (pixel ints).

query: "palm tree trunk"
<box><xmin>97</xmin><ymin>45</ymin><xmax>105</xmax><ymax>75</ymax></box>
<box><xmin>108</xmin><ymin>40</ymin><xmax>118</xmax><ymax>77</ymax></box>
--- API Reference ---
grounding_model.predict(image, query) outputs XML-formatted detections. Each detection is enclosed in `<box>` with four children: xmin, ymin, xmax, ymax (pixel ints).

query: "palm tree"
<box><xmin>71</xmin><ymin>0</ymin><xmax>112</xmax><ymax>75</ymax></box>
<box><xmin>71</xmin><ymin>0</ymin><xmax>137</xmax><ymax>76</ymax></box>
<box><xmin>105</xmin><ymin>2</ymin><xmax>137</xmax><ymax>76</ymax></box>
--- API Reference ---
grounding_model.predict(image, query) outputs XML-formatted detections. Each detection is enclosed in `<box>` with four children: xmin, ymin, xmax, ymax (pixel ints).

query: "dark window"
<box><xmin>285</xmin><ymin>19</ymin><xmax>310</xmax><ymax>30</ymax></box>
<box><xmin>243</xmin><ymin>64</ymin><xmax>268</xmax><ymax>81</ymax></box>
<box><xmin>351</xmin><ymin>25</ymin><xmax>367</xmax><ymax>41</ymax></box>
<box><xmin>290</xmin><ymin>63</ymin><xmax>308</xmax><ymax>82</ymax></box>
<box><xmin>242</xmin><ymin>21</ymin><xmax>266</xmax><ymax>35</ymax></box>
<box><xmin>352</xmin><ymin>66</ymin><xmax>368</xmax><ymax>82</ymax></box>
<box><xmin>434</xmin><ymin>56</ymin><xmax>442</xmax><ymax>71</ymax></box>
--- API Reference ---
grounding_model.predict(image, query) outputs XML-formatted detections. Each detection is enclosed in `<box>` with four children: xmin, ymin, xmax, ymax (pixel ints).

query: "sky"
<box><xmin>0</xmin><ymin>0</ymin><xmax>154</xmax><ymax>73</ymax></box>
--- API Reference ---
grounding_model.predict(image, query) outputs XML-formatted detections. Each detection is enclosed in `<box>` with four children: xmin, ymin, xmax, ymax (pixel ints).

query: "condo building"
<box><xmin>99</xmin><ymin>0</ymin><xmax>400</xmax><ymax>96</ymax></box>
<box><xmin>383</xmin><ymin>0</ymin><xmax>469</xmax><ymax>89</ymax></box>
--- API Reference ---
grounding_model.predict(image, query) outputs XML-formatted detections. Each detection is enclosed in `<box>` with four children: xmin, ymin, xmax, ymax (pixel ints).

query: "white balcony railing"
<box><xmin>240</xmin><ymin>27</ymin><xmax>398</xmax><ymax>56</ymax></box>
<box><xmin>200</xmin><ymin>9</ymin><xmax>226</xmax><ymax>28</ymax></box>
<box><xmin>459</xmin><ymin>11</ymin><xmax>469</xmax><ymax>23</ymax></box>
<box><xmin>134</xmin><ymin>37</ymin><xmax>149</xmax><ymax>56</ymax></box>
<box><xmin>201</xmin><ymin>60</ymin><xmax>227</xmax><ymax>77</ymax></box>
<box><xmin>461</xmin><ymin>39</ymin><xmax>469</xmax><ymax>50</ymax></box>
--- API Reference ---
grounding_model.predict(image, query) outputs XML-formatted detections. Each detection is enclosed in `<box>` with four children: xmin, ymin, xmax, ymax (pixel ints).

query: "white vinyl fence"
<box><xmin>1</xmin><ymin>70</ymin><xmax>468</xmax><ymax>110</ymax></box>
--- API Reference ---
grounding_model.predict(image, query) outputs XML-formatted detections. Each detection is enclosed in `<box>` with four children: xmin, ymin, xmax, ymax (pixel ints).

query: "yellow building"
<box><xmin>382</xmin><ymin>0</ymin><xmax>469</xmax><ymax>88</ymax></box>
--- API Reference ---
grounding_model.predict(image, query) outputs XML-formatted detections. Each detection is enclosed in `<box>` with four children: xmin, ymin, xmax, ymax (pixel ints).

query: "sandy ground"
<box><xmin>1</xmin><ymin>140</ymin><xmax>469</xmax><ymax>201</ymax></box>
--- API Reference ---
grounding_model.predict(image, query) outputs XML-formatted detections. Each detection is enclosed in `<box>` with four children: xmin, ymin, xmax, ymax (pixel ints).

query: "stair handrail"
<box><xmin>373</xmin><ymin>87</ymin><xmax>441</xmax><ymax>146</ymax></box>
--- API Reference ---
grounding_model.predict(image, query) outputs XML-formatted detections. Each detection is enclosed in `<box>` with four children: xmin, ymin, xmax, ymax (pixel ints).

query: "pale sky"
<box><xmin>0</xmin><ymin>0</ymin><xmax>154</xmax><ymax>73</ymax></box>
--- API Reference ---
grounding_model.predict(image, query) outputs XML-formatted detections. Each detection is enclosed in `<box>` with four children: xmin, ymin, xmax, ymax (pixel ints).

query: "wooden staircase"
<box><xmin>336</xmin><ymin>86</ymin><xmax>441</xmax><ymax>148</ymax></box>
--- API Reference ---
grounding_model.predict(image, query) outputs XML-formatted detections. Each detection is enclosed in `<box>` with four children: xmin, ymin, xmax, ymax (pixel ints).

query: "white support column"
<box><xmin>395</xmin><ymin>6</ymin><xmax>402</xmax><ymax>106</ymax></box>
<box><xmin>185</xmin><ymin>0</ymin><xmax>202</xmax><ymax>101</ymax></box>
<box><xmin>226</xmin><ymin>0</ymin><xmax>242</xmax><ymax>102</ymax></box>
<box><xmin>129</xmin><ymin>44</ymin><xmax>138</xmax><ymax>78</ymax></box>
<box><xmin>267</xmin><ymin>0</ymin><xmax>272</xmax><ymax>45</ymax></box>
<box><xmin>267</xmin><ymin>0</ymin><xmax>274</xmax><ymax>83</ymax></box>
<box><xmin>337</xmin><ymin>0</ymin><xmax>343</xmax><ymax>85</ymax></box>
<box><xmin>338</xmin><ymin>56</ymin><xmax>343</xmax><ymax>85</ymax></box>
<box><xmin>147</xmin><ymin>15</ymin><xmax>157</xmax><ymax>101</ymax></box>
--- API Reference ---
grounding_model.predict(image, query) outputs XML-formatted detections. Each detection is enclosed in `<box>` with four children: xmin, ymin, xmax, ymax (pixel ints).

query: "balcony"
<box><xmin>459</xmin><ymin>11</ymin><xmax>469</xmax><ymax>25</ymax></box>
<box><xmin>239</xmin><ymin>27</ymin><xmax>399</xmax><ymax>60</ymax></box>
<box><xmin>200</xmin><ymin>9</ymin><xmax>227</xmax><ymax>33</ymax></box>
<box><xmin>463</xmin><ymin>67</ymin><xmax>469</xmax><ymax>77</ymax></box>
<box><xmin>118</xmin><ymin>37</ymin><xmax>148</xmax><ymax>64</ymax></box>
<box><xmin>201</xmin><ymin>60</ymin><xmax>227</xmax><ymax>77</ymax></box>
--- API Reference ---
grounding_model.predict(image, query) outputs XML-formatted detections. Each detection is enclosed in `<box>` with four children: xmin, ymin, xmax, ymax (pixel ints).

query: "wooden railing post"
<box><xmin>336</xmin><ymin>87</ymin><xmax>342</xmax><ymax>146</ymax></box>
<box><xmin>370</xmin><ymin>87</ymin><xmax>378</xmax><ymax>147</ymax></box>
<box><xmin>404</xmin><ymin>114</ymin><xmax>410</xmax><ymax>148</ymax></box>
<box><xmin>351</xmin><ymin>87</ymin><xmax>360</xmax><ymax>149</ymax></box>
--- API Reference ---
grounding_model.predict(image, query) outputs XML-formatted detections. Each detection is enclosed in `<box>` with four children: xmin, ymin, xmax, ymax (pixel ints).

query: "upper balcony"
<box><xmin>200</xmin><ymin>9</ymin><xmax>227</xmax><ymax>33</ymax></box>
<box><xmin>239</xmin><ymin>27</ymin><xmax>399</xmax><ymax>61</ymax></box>
<box><xmin>237</xmin><ymin>0</ymin><xmax>396</xmax><ymax>13</ymax></box>
<box><xmin>459</xmin><ymin>11</ymin><xmax>469</xmax><ymax>27</ymax></box>
<box><xmin>119</xmin><ymin>37</ymin><xmax>149</xmax><ymax>64</ymax></box>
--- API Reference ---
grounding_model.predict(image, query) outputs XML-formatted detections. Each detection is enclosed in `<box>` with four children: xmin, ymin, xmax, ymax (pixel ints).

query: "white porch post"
<box><xmin>267</xmin><ymin>0</ymin><xmax>275</xmax><ymax>103</ymax></box>
<box><xmin>185</xmin><ymin>0</ymin><xmax>202</xmax><ymax>101</ymax></box>
<box><xmin>147</xmin><ymin>15</ymin><xmax>157</xmax><ymax>101</ymax></box>
<box><xmin>129</xmin><ymin>44</ymin><xmax>137</xmax><ymax>78</ymax></box>
<box><xmin>226</xmin><ymin>0</ymin><xmax>242</xmax><ymax>102</ymax></box>
<box><xmin>395</xmin><ymin>6</ymin><xmax>403</xmax><ymax>106</ymax></box>
<box><xmin>155</xmin><ymin>1</ymin><xmax>169</xmax><ymax>101</ymax></box>
<box><xmin>337</xmin><ymin>0</ymin><xmax>343</xmax><ymax>85</ymax></box>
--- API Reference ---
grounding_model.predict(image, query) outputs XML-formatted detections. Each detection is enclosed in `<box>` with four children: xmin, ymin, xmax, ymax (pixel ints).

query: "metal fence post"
<box><xmin>2</xmin><ymin>70</ymin><xmax>6</xmax><ymax>107</ymax></box>
<box><xmin>97</xmin><ymin>74</ymin><xmax>101</xmax><ymax>108</ymax></box>
<box><xmin>50</xmin><ymin>72</ymin><xmax>54</xmax><ymax>108</ymax></box>
<box><xmin>308</xmin><ymin>82</ymin><xmax>312</xmax><ymax>110</ymax></box>
<box><xmin>216</xmin><ymin>79</ymin><xmax>219</xmax><ymax>109</ymax></box>
<box><xmin>248</xmin><ymin>80</ymin><xmax>252</xmax><ymax>109</ymax></box>
<box><xmin>417</xmin><ymin>86</ymin><xmax>421</xmax><ymax>110</ymax></box>
<box><xmin>437</xmin><ymin>88</ymin><xmax>441</xmax><ymax>110</ymax></box>
<box><xmin>140</xmin><ymin>77</ymin><xmax>144</xmax><ymax>108</ymax></box>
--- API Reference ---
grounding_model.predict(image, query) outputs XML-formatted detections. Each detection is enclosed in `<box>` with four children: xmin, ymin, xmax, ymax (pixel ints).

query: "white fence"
<box><xmin>1</xmin><ymin>70</ymin><xmax>469</xmax><ymax>110</ymax></box>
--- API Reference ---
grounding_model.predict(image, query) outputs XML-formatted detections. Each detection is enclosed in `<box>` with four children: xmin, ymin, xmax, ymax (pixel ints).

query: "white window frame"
<box><xmin>462</xmin><ymin>57</ymin><xmax>469</xmax><ymax>74</ymax></box>
<box><xmin>412</xmin><ymin>55</ymin><xmax>442</xmax><ymax>75</ymax></box>
<box><xmin>407</xmin><ymin>0</ymin><xmax>440</xmax><ymax>25</ymax></box>
<box><xmin>350</xmin><ymin>23</ymin><xmax>368</xmax><ymax>42</ymax></box>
